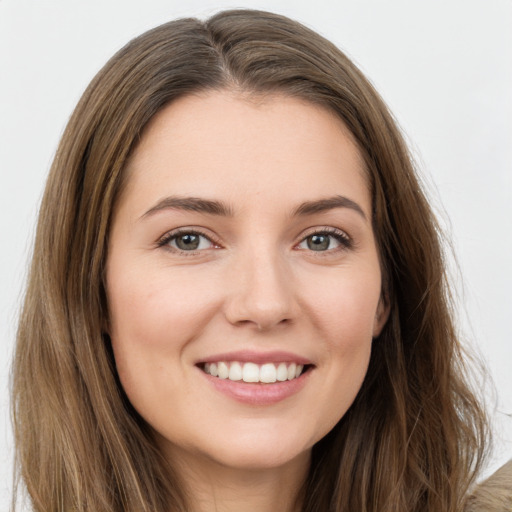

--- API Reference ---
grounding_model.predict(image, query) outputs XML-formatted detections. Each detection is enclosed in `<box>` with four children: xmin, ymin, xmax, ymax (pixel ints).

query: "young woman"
<box><xmin>12</xmin><ymin>8</ymin><xmax>508</xmax><ymax>512</ymax></box>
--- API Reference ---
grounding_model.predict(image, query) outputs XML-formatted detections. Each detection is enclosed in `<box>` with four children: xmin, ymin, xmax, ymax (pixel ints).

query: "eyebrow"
<box><xmin>142</xmin><ymin>196</ymin><xmax>234</xmax><ymax>218</ymax></box>
<box><xmin>141</xmin><ymin>194</ymin><xmax>366</xmax><ymax>221</ymax></box>
<box><xmin>292</xmin><ymin>195</ymin><xmax>367</xmax><ymax>220</ymax></box>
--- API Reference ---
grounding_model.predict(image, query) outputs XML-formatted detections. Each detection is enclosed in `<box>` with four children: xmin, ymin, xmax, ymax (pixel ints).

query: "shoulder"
<box><xmin>464</xmin><ymin>460</ymin><xmax>512</xmax><ymax>512</ymax></box>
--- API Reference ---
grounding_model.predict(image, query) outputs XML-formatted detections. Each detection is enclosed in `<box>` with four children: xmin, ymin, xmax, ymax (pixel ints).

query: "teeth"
<box><xmin>260</xmin><ymin>363</ymin><xmax>277</xmax><ymax>383</ymax></box>
<box><xmin>202</xmin><ymin>361</ymin><xmax>307</xmax><ymax>383</ymax></box>
<box><xmin>228</xmin><ymin>362</ymin><xmax>242</xmax><ymax>381</ymax></box>
<box><xmin>242</xmin><ymin>362</ymin><xmax>259</xmax><ymax>383</ymax></box>
<box><xmin>276</xmin><ymin>363</ymin><xmax>288</xmax><ymax>382</ymax></box>
<box><xmin>217</xmin><ymin>361</ymin><xmax>229</xmax><ymax>379</ymax></box>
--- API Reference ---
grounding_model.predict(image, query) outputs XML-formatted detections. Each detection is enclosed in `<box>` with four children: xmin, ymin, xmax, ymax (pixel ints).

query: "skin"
<box><xmin>106</xmin><ymin>91</ymin><xmax>389</xmax><ymax>512</ymax></box>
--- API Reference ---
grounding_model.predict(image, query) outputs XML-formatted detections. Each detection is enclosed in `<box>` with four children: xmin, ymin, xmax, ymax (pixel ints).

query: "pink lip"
<box><xmin>199</xmin><ymin>366</ymin><xmax>313</xmax><ymax>405</ymax></box>
<box><xmin>197</xmin><ymin>350</ymin><xmax>313</xmax><ymax>365</ymax></box>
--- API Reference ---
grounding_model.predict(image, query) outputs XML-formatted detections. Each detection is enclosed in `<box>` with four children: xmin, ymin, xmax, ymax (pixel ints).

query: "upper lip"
<box><xmin>197</xmin><ymin>350</ymin><xmax>313</xmax><ymax>366</ymax></box>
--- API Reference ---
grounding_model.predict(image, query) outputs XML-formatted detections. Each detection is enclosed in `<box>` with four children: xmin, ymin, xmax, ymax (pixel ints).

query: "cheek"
<box><xmin>108</xmin><ymin>265</ymin><xmax>218</xmax><ymax>350</ymax></box>
<box><xmin>106</xmin><ymin>266</ymin><xmax>219</xmax><ymax>400</ymax></box>
<box><xmin>310</xmin><ymin>268</ymin><xmax>382</xmax><ymax>345</ymax></box>
<box><xmin>306</xmin><ymin>269</ymin><xmax>380</xmax><ymax>421</ymax></box>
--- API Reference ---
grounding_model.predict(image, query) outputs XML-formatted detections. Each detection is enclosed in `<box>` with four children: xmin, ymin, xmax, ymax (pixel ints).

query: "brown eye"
<box><xmin>174</xmin><ymin>234</ymin><xmax>201</xmax><ymax>250</ymax></box>
<box><xmin>306</xmin><ymin>234</ymin><xmax>331</xmax><ymax>251</ymax></box>
<box><xmin>162</xmin><ymin>231</ymin><xmax>215</xmax><ymax>252</ymax></box>
<box><xmin>297</xmin><ymin>229</ymin><xmax>352</xmax><ymax>252</ymax></box>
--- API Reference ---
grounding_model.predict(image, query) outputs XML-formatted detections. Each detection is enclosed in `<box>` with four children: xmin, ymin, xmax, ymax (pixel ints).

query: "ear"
<box><xmin>372</xmin><ymin>292</ymin><xmax>390</xmax><ymax>338</ymax></box>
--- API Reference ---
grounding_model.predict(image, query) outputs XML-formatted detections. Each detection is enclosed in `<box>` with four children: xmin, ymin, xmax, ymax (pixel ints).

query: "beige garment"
<box><xmin>465</xmin><ymin>460</ymin><xmax>512</xmax><ymax>512</ymax></box>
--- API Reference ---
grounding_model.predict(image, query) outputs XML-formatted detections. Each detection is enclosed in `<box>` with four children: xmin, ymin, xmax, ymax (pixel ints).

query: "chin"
<box><xmin>202</xmin><ymin>442</ymin><xmax>312</xmax><ymax>472</ymax></box>
<box><xmin>157</xmin><ymin>422</ymin><xmax>315</xmax><ymax>473</ymax></box>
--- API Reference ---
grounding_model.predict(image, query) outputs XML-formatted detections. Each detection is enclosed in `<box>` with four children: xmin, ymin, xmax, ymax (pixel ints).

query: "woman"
<box><xmin>11</xmin><ymin>8</ymin><xmax>508</xmax><ymax>512</ymax></box>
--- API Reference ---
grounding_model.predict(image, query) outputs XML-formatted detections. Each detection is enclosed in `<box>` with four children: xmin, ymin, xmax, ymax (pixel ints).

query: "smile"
<box><xmin>202</xmin><ymin>361</ymin><xmax>306</xmax><ymax>383</ymax></box>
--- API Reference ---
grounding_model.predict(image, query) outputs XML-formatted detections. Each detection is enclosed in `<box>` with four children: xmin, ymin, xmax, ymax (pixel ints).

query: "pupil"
<box><xmin>308</xmin><ymin>234</ymin><xmax>329</xmax><ymax>251</ymax></box>
<box><xmin>177</xmin><ymin>234</ymin><xmax>199</xmax><ymax>250</ymax></box>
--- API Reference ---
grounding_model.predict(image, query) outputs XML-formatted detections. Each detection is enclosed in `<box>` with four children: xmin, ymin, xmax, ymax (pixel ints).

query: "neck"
<box><xmin>168</xmin><ymin>448</ymin><xmax>310</xmax><ymax>512</ymax></box>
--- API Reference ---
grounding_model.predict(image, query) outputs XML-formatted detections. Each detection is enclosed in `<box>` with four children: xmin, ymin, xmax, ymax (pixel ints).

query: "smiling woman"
<box><xmin>106</xmin><ymin>92</ymin><xmax>388</xmax><ymax>480</ymax></box>
<box><xmin>11</xmin><ymin>8</ymin><xmax>501</xmax><ymax>512</ymax></box>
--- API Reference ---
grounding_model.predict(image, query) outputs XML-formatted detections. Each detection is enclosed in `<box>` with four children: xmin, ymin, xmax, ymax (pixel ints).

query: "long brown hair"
<box><xmin>12</xmin><ymin>9</ymin><xmax>489</xmax><ymax>511</ymax></box>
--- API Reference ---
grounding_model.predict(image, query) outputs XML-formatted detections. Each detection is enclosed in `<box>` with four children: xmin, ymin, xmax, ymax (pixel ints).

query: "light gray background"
<box><xmin>1</xmin><ymin>0</ymin><xmax>511</xmax><ymax>507</ymax></box>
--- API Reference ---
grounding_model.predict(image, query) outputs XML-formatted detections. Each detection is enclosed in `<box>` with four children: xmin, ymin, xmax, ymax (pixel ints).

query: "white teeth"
<box><xmin>276</xmin><ymin>363</ymin><xmax>288</xmax><ymax>382</ymax></box>
<box><xmin>203</xmin><ymin>361</ymin><xmax>307</xmax><ymax>383</ymax></box>
<box><xmin>242</xmin><ymin>362</ymin><xmax>259</xmax><ymax>383</ymax></box>
<box><xmin>217</xmin><ymin>362</ymin><xmax>229</xmax><ymax>379</ymax></box>
<box><xmin>260</xmin><ymin>363</ymin><xmax>277</xmax><ymax>383</ymax></box>
<box><xmin>228</xmin><ymin>362</ymin><xmax>242</xmax><ymax>381</ymax></box>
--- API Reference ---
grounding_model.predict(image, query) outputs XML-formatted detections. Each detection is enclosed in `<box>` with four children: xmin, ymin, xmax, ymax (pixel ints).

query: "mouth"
<box><xmin>196</xmin><ymin>352</ymin><xmax>314</xmax><ymax>405</ymax></box>
<box><xmin>197</xmin><ymin>361</ymin><xmax>313</xmax><ymax>384</ymax></box>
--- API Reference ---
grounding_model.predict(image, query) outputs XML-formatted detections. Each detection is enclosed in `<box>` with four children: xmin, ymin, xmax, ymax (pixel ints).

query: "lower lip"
<box><xmin>199</xmin><ymin>367</ymin><xmax>312</xmax><ymax>405</ymax></box>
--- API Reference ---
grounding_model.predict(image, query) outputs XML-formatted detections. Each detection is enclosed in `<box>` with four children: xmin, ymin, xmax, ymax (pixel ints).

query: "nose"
<box><xmin>224</xmin><ymin>249</ymin><xmax>299</xmax><ymax>331</ymax></box>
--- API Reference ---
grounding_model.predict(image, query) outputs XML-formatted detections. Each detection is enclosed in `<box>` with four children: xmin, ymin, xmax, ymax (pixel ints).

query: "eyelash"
<box><xmin>157</xmin><ymin>228</ymin><xmax>220</xmax><ymax>255</ymax></box>
<box><xmin>299</xmin><ymin>227</ymin><xmax>353</xmax><ymax>253</ymax></box>
<box><xmin>157</xmin><ymin>227</ymin><xmax>353</xmax><ymax>255</ymax></box>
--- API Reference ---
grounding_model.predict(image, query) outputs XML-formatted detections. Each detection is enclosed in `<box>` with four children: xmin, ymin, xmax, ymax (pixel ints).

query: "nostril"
<box><xmin>255</xmin><ymin>317</ymin><xmax>293</xmax><ymax>331</ymax></box>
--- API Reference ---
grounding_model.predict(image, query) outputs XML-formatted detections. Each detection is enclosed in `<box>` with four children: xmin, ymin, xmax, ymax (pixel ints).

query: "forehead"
<box><xmin>119</xmin><ymin>90</ymin><xmax>370</xmax><ymax>217</ymax></box>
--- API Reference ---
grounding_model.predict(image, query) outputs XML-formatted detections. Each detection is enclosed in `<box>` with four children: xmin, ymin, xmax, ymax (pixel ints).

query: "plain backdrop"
<box><xmin>1</xmin><ymin>0</ymin><xmax>511</xmax><ymax>507</ymax></box>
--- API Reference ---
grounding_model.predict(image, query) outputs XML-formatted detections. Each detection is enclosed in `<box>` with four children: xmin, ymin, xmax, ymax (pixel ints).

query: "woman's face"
<box><xmin>106</xmin><ymin>91</ymin><xmax>388</xmax><ymax>472</ymax></box>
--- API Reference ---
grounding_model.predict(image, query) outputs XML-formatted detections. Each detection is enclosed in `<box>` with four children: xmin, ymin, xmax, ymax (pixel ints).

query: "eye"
<box><xmin>158</xmin><ymin>229</ymin><xmax>217</xmax><ymax>252</ymax></box>
<box><xmin>297</xmin><ymin>229</ymin><xmax>351</xmax><ymax>252</ymax></box>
